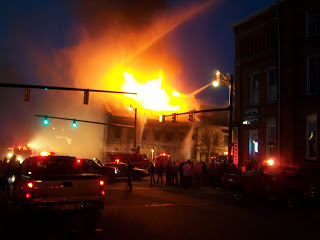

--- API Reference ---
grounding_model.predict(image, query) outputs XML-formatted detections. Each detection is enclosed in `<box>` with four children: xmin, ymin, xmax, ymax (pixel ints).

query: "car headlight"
<box><xmin>115</xmin><ymin>168</ymin><xmax>119</xmax><ymax>174</ymax></box>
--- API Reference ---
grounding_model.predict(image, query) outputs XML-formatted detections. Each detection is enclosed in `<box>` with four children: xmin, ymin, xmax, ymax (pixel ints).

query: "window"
<box><xmin>167</xmin><ymin>131</ymin><xmax>173</xmax><ymax>142</ymax></box>
<box><xmin>202</xmin><ymin>132</ymin><xmax>208</xmax><ymax>144</ymax></box>
<box><xmin>306</xmin><ymin>10</ymin><xmax>319</xmax><ymax>37</ymax></box>
<box><xmin>267</xmin><ymin>67</ymin><xmax>277</xmax><ymax>103</ymax></box>
<box><xmin>249</xmin><ymin>130</ymin><xmax>259</xmax><ymax>162</ymax></box>
<box><xmin>224</xmin><ymin>135</ymin><xmax>229</xmax><ymax>146</ymax></box>
<box><xmin>114</xmin><ymin>127</ymin><xmax>122</xmax><ymax>139</ymax></box>
<box><xmin>307</xmin><ymin>55</ymin><xmax>318</xmax><ymax>95</ymax></box>
<box><xmin>250</xmin><ymin>73</ymin><xmax>259</xmax><ymax>106</ymax></box>
<box><xmin>127</xmin><ymin>129</ymin><xmax>134</xmax><ymax>140</ymax></box>
<box><xmin>266</xmin><ymin>118</ymin><xmax>276</xmax><ymax>157</ymax></box>
<box><xmin>306</xmin><ymin>114</ymin><xmax>317</xmax><ymax>159</ymax></box>
<box><xmin>142</xmin><ymin>128</ymin><xmax>148</xmax><ymax>141</ymax></box>
<box><xmin>213</xmin><ymin>134</ymin><xmax>218</xmax><ymax>145</ymax></box>
<box><xmin>154</xmin><ymin>127</ymin><xmax>161</xmax><ymax>141</ymax></box>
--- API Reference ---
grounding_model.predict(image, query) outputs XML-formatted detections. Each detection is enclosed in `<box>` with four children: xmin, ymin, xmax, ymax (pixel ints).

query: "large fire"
<box><xmin>121</xmin><ymin>72</ymin><xmax>182</xmax><ymax>112</ymax></box>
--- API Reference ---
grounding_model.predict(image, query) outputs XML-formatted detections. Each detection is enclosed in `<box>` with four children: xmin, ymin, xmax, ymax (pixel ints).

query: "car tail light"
<box><xmin>99</xmin><ymin>179</ymin><xmax>105</xmax><ymax>196</ymax></box>
<box><xmin>100</xmin><ymin>180</ymin><xmax>105</xmax><ymax>186</ymax></box>
<box><xmin>26</xmin><ymin>181</ymin><xmax>33</xmax><ymax>199</ymax></box>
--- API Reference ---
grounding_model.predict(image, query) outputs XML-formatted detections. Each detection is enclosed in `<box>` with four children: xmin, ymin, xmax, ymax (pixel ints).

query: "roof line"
<box><xmin>231</xmin><ymin>0</ymin><xmax>285</xmax><ymax>29</ymax></box>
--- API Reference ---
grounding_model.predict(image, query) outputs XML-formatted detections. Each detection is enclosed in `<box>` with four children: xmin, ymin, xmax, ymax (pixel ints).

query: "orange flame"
<box><xmin>121</xmin><ymin>71</ymin><xmax>188</xmax><ymax>113</ymax></box>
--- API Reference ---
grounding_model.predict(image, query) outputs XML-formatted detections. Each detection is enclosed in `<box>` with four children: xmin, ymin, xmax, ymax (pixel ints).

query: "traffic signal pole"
<box><xmin>34</xmin><ymin>115</ymin><xmax>134</xmax><ymax>129</ymax></box>
<box><xmin>0</xmin><ymin>83</ymin><xmax>137</xmax><ymax>104</ymax></box>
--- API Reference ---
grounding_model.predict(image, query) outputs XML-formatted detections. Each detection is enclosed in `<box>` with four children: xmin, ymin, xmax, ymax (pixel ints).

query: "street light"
<box><xmin>129</xmin><ymin>104</ymin><xmax>137</xmax><ymax>153</ymax></box>
<box><xmin>213</xmin><ymin>71</ymin><xmax>234</xmax><ymax>164</ymax></box>
<box><xmin>151</xmin><ymin>149</ymin><xmax>154</xmax><ymax>161</ymax></box>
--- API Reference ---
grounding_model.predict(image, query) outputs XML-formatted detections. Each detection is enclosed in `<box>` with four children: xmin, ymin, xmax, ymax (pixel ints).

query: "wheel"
<box><xmin>84</xmin><ymin>215</ymin><xmax>98</xmax><ymax>232</ymax></box>
<box><xmin>136</xmin><ymin>174</ymin><xmax>142</xmax><ymax>181</ymax></box>
<box><xmin>232</xmin><ymin>187</ymin><xmax>244</xmax><ymax>202</ymax></box>
<box><xmin>286</xmin><ymin>192</ymin><xmax>301</xmax><ymax>209</ymax></box>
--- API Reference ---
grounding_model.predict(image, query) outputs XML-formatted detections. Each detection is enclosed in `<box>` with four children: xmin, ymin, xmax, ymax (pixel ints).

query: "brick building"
<box><xmin>103</xmin><ymin>111</ymin><xmax>228</xmax><ymax>164</ymax></box>
<box><xmin>232</xmin><ymin>0</ymin><xmax>320</xmax><ymax>173</ymax></box>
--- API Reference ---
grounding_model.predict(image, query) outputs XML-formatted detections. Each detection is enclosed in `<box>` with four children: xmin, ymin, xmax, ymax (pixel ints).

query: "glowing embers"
<box><xmin>121</xmin><ymin>72</ymin><xmax>181</xmax><ymax>112</ymax></box>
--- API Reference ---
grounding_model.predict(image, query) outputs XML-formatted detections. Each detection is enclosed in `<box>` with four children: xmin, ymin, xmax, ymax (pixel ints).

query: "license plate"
<box><xmin>58</xmin><ymin>204</ymin><xmax>75</xmax><ymax>210</ymax></box>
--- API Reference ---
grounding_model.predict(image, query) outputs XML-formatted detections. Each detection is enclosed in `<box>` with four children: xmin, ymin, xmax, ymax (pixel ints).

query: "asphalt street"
<box><xmin>1</xmin><ymin>177</ymin><xmax>319</xmax><ymax>240</ymax></box>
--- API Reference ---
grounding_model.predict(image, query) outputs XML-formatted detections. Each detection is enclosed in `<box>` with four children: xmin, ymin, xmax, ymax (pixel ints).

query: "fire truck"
<box><xmin>155</xmin><ymin>153</ymin><xmax>171</xmax><ymax>167</ymax></box>
<box><xmin>5</xmin><ymin>145</ymin><xmax>35</xmax><ymax>163</ymax></box>
<box><xmin>107</xmin><ymin>152</ymin><xmax>150</xmax><ymax>169</ymax></box>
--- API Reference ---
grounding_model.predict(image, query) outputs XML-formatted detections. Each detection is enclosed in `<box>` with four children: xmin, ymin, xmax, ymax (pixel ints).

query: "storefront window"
<box><xmin>249</xmin><ymin>130</ymin><xmax>259</xmax><ymax>162</ymax></box>
<box><xmin>306</xmin><ymin>115</ymin><xmax>317</xmax><ymax>159</ymax></box>
<box><xmin>266</xmin><ymin>119</ymin><xmax>276</xmax><ymax>157</ymax></box>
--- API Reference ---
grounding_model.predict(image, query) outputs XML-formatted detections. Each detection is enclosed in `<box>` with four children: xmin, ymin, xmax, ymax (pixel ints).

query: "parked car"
<box><xmin>78</xmin><ymin>158</ymin><xmax>116</xmax><ymax>183</ymax></box>
<box><xmin>223</xmin><ymin>165</ymin><xmax>320</xmax><ymax>209</ymax></box>
<box><xmin>103</xmin><ymin>162</ymin><xmax>149</xmax><ymax>180</ymax></box>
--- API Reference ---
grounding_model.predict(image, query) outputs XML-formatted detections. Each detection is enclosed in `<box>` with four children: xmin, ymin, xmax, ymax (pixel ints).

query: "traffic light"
<box><xmin>159</xmin><ymin>115</ymin><xmax>165</xmax><ymax>123</ymax></box>
<box><xmin>43</xmin><ymin>116</ymin><xmax>49</xmax><ymax>125</ymax></box>
<box><xmin>72</xmin><ymin>119</ymin><xmax>77</xmax><ymax>128</ymax></box>
<box><xmin>83</xmin><ymin>90</ymin><xmax>89</xmax><ymax>104</ymax></box>
<box><xmin>172</xmin><ymin>113</ymin><xmax>177</xmax><ymax>123</ymax></box>
<box><xmin>24</xmin><ymin>88</ymin><xmax>30</xmax><ymax>102</ymax></box>
<box><xmin>188</xmin><ymin>111</ymin><xmax>194</xmax><ymax>122</ymax></box>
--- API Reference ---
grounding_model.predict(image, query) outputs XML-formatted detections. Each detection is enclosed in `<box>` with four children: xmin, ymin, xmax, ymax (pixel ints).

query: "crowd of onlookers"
<box><xmin>0</xmin><ymin>155</ymin><xmax>20</xmax><ymax>199</ymax></box>
<box><xmin>148</xmin><ymin>159</ymin><xmax>237</xmax><ymax>190</ymax></box>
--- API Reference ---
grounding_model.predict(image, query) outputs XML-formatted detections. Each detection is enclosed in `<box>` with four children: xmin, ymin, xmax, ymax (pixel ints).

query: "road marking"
<box><xmin>145</xmin><ymin>203</ymin><xmax>208</xmax><ymax>207</ymax></box>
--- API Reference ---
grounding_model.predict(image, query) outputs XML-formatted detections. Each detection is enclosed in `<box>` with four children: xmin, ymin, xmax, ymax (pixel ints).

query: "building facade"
<box><xmin>233</xmin><ymin>0</ymin><xmax>320</xmax><ymax>173</ymax></box>
<box><xmin>103</xmin><ymin>111</ymin><xmax>228</xmax><ymax>164</ymax></box>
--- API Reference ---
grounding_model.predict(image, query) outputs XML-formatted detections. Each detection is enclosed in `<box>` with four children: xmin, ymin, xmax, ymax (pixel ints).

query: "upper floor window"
<box><xmin>202</xmin><ymin>132</ymin><xmax>208</xmax><ymax>144</ymax></box>
<box><xmin>142</xmin><ymin>128</ymin><xmax>148</xmax><ymax>141</ymax></box>
<box><xmin>306</xmin><ymin>114</ymin><xmax>317</xmax><ymax>159</ymax></box>
<box><xmin>306</xmin><ymin>10</ymin><xmax>319</xmax><ymax>37</ymax></box>
<box><xmin>213</xmin><ymin>134</ymin><xmax>219</xmax><ymax>145</ymax></box>
<box><xmin>250</xmin><ymin>73</ymin><xmax>260</xmax><ymax>106</ymax></box>
<box><xmin>267</xmin><ymin>67</ymin><xmax>277</xmax><ymax>103</ymax></box>
<box><xmin>127</xmin><ymin>129</ymin><xmax>134</xmax><ymax>140</ymax></box>
<box><xmin>154</xmin><ymin>127</ymin><xmax>161</xmax><ymax>141</ymax></box>
<box><xmin>114</xmin><ymin>127</ymin><xmax>122</xmax><ymax>139</ymax></box>
<box><xmin>167</xmin><ymin>131</ymin><xmax>174</xmax><ymax>142</ymax></box>
<box><xmin>224</xmin><ymin>135</ymin><xmax>229</xmax><ymax>146</ymax></box>
<box><xmin>307</xmin><ymin>55</ymin><xmax>318</xmax><ymax>95</ymax></box>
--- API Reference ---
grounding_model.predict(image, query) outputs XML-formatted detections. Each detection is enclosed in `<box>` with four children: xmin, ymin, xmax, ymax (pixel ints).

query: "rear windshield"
<box><xmin>26</xmin><ymin>156</ymin><xmax>82</xmax><ymax>175</ymax></box>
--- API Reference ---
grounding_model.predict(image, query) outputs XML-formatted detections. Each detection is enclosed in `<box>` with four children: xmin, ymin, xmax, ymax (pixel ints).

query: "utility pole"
<box><xmin>228</xmin><ymin>75</ymin><xmax>234</xmax><ymax>165</ymax></box>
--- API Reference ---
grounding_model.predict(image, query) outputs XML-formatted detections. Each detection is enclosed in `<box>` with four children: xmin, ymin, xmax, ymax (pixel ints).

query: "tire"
<box><xmin>84</xmin><ymin>215</ymin><xmax>98</xmax><ymax>232</ymax></box>
<box><xmin>232</xmin><ymin>187</ymin><xmax>244</xmax><ymax>202</ymax></box>
<box><xmin>135</xmin><ymin>174</ymin><xmax>142</xmax><ymax>181</ymax></box>
<box><xmin>286</xmin><ymin>192</ymin><xmax>301</xmax><ymax>209</ymax></box>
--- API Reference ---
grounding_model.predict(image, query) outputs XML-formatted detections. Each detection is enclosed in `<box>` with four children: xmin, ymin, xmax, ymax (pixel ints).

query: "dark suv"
<box><xmin>103</xmin><ymin>162</ymin><xmax>149</xmax><ymax>180</ymax></box>
<box><xmin>79</xmin><ymin>158</ymin><xmax>117</xmax><ymax>183</ymax></box>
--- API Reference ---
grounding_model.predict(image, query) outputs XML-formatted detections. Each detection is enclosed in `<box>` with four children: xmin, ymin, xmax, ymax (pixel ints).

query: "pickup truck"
<box><xmin>12</xmin><ymin>156</ymin><xmax>105</xmax><ymax>227</ymax></box>
<box><xmin>223</xmin><ymin>165</ymin><xmax>320</xmax><ymax>208</ymax></box>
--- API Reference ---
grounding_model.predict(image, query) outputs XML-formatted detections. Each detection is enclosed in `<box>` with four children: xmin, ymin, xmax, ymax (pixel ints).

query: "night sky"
<box><xmin>0</xmin><ymin>0</ymin><xmax>276</xmax><ymax>151</ymax></box>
